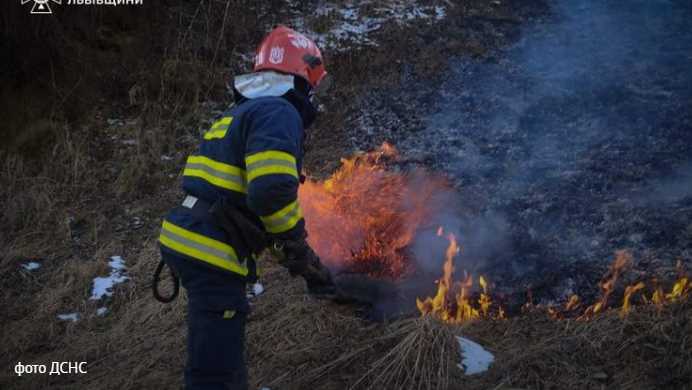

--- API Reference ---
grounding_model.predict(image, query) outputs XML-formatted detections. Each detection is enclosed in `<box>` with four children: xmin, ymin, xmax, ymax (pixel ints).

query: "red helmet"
<box><xmin>254</xmin><ymin>25</ymin><xmax>327</xmax><ymax>89</ymax></box>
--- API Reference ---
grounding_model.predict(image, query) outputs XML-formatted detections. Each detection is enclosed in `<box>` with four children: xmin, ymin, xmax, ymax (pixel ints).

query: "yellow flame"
<box><xmin>666</xmin><ymin>277</ymin><xmax>689</xmax><ymax>302</ymax></box>
<box><xmin>565</xmin><ymin>294</ymin><xmax>581</xmax><ymax>311</ymax></box>
<box><xmin>420</xmin><ymin>245</ymin><xmax>688</xmax><ymax>324</ymax></box>
<box><xmin>417</xmin><ymin>233</ymin><xmax>504</xmax><ymax>323</ymax></box>
<box><xmin>620</xmin><ymin>281</ymin><xmax>645</xmax><ymax>317</ymax></box>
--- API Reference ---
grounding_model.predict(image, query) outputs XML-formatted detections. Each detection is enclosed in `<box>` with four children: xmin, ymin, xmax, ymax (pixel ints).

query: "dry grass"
<box><xmin>255</xmin><ymin>291</ymin><xmax>691</xmax><ymax>390</ymax></box>
<box><xmin>1</xmin><ymin>233</ymin><xmax>690</xmax><ymax>389</ymax></box>
<box><xmin>0</xmin><ymin>127</ymin><xmax>90</xmax><ymax>258</ymax></box>
<box><xmin>459</xmin><ymin>301</ymin><xmax>692</xmax><ymax>390</ymax></box>
<box><xmin>330</xmin><ymin>317</ymin><xmax>460</xmax><ymax>390</ymax></box>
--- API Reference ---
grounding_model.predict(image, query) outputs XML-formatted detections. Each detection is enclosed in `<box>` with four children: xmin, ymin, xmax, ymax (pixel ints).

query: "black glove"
<box><xmin>275</xmin><ymin>237</ymin><xmax>336</xmax><ymax>298</ymax></box>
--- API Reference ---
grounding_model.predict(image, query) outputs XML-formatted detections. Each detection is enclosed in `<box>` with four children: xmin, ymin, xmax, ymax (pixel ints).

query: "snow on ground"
<box><xmin>90</xmin><ymin>256</ymin><xmax>129</xmax><ymax>301</ymax></box>
<box><xmin>21</xmin><ymin>262</ymin><xmax>41</xmax><ymax>271</ymax></box>
<box><xmin>291</xmin><ymin>1</ymin><xmax>447</xmax><ymax>50</ymax></box>
<box><xmin>247</xmin><ymin>282</ymin><xmax>265</xmax><ymax>299</ymax></box>
<box><xmin>57</xmin><ymin>313</ymin><xmax>80</xmax><ymax>322</ymax></box>
<box><xmin>96</xmin><ymin>307</ymin><xmax>109</xmax><ymax>316</ymax></box>
<box><xmin>457</xmin><ymin>336</ymin><xmax>494</xmax><ymax>375</ymax></box>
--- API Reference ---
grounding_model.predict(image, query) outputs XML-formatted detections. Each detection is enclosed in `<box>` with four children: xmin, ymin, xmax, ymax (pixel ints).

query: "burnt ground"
<box><xmin>351</xmin><ymin>0</ymin><xmax>692</xmax><ymax>308</ymax></box>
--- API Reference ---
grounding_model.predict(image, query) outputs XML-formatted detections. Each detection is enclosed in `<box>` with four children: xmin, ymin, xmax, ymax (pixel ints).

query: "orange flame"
<box><xmin>299</xmin><ymin>144</ymin><xmax>688</xmax><ymax>322</ymax></box>
<box><xmin>579</xmin><ymin>250</ymin><xmax>632</xmax><ymax>320</ymax></box>
<box><xmin>620</xmin><ymin>281</ymin><xmax>645</xmax><ymax>318</ymax></box>
<box><xmin>299</xmin><ymin>143</ymin><xmax>450</xmax><ymax>279</ymax></box>
<box><xmin>564</xmin><ymin>252</ymin><xmax>689</xmax><ymax>320</ymax></box>
<box><xmin>419</xmin><ymin>245</ymin><xmax>689</xmax><ymax>324</ymax></box>
<box><xmin>565</xmin><ymin>294</ymin><xmax>581</xmax><ymax>311</ymax></box>
<box><xmin>416</xmin><ymin>232</ymin><xmax>504</xmax><ymax>323</ymax></box>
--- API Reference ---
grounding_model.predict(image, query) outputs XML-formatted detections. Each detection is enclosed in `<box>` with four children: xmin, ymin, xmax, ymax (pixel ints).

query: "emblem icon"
<box><xmin>269</xmin><ymin>46</ymin><xmax>285</xmax><ymax>64</ymax></box>
<box><xmin>21</xmin><ymin>0</ymin><xmax>62</xmax><ymax>15</ymax></box>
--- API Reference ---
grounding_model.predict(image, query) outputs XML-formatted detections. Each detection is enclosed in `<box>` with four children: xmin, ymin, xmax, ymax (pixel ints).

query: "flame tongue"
<box><xmin>416</xmin><ymin>229</ymin><xmax>503</xmax><ymax>324</ymax></box>
<box><xmin>580</xmin><ymin>250</ymin><xmax>632</xmax><ymax>319</ymax></box>
<box><xmin>299</xmin><ymin>143</ymin><xmax>449</xmax><ymax>280</ymax></box>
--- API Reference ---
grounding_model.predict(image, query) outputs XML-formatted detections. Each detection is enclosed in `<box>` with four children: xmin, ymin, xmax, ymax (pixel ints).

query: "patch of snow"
<box><xmin>90</xmin><ymin>256</ymin><xmax>130</xmax><ymax>300</ymax></box>
<box><xmin>96</xmin><ymin>307</ymin><xmax>109</xmax><ymax>316</ymax></box>
<box><xmin>247</xmin><ymin>282</ymin><xmax>265</xmax><ymax>299</ymax></box>
<box><xmin>21</xmin><ymin>262</ymin><xmax>41</xmax><ymax>271</ymax></box>
<box><xmin>160</xmin><ymin>155</ymin><xmax>174</xmax><ymax>161</ymax></box>
<box><xmin>58</xmin><ymin>313</ymin><xmax>80</xmax><ymax>322</ymax></box>
<box><xmin>402</xmin><ymin>6</ymin><xmax>426</xmax><ymax>20</ymax></box>
<box><xmin>457</xmin><ymin>336</ymin><xmax>494</xmax><ymax>375</ymax></box>
<box><xmin>121</xmin><ymin>139</ymin><xmax>137</xmax><ymax>146</ymax></box>
<box><xmin>434</xmin><ymin>5</ymin><xmax>446</xmax><ymax>20</ymax></box>
<box><xmin>292</xmin><ymin>1</ymin><xmax>447</xmax><ymax>51</ymax></box>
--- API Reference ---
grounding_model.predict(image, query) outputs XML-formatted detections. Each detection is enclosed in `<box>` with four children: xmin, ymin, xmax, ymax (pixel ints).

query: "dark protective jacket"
<box><xmin>159</xmin><ymin>94</ymin><xmax>308</xmax><ymax>282</ymax></box>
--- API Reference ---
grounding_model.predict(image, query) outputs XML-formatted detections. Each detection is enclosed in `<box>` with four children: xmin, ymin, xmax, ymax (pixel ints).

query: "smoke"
<box><xmin>392</xmin><ymin>0</ymin><xmax>692</xmax><ymax>299</ymax></box>
<box><xmin>411</xmin><ymin>209</ymin><xmax>510</xmax><ymax>276</ymax></box>
<box><xmin>634</xmin><ymin>160</ymin><xmax>692</xmax><ymax>205</ymax></box>
<box><xmin>338</xmin><ymin>0</ymin><xmax>692</xmax><ymax>316</ymax></box>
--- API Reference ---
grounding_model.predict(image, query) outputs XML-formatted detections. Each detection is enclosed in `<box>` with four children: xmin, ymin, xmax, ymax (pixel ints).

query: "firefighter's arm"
<box><xmin>244</xmin><ymin>101</ymin><xmax>304</xmax><ymax>239</ymax></box>
<box><xmin>244</xmin><ymin>101</ymin><xmax>335</xmax><ymax>296</ymax></box>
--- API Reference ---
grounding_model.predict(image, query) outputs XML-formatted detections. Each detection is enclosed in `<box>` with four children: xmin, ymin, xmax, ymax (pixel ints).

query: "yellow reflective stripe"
<box><xmin>212</xmin><ymin>116</ymin><xmax>233</xmax><ymax>129</ymax></box>
<box><xmin>159</xmin><ymin>220</ymin><xmax>248</xmax><ymax>276</ymax></box>
<box><xmin>187</xmin><ymin>155</ymin><xmax>243</xmax><ymax>176</ymax></box>
<box><xmin>245</xmin><ymin>150</ymin><xmax>296</xmax><ymax>165</ymax></box>
<box><xmin>204</xmin><ymin>116</ymin><xmax>233</xmax><ymax>140</ymax></box>
<box><xmin>259</xmin><ymin>200</ymin><xmax>303</xmax><ymax>234</ymax></box>
<box><xmin>245</xmin><ymin>150</ymin><xmax>298</xmax><ymax>182</ymax></box>
<box><xmin>183</xmin><ymin>155</ymin><xmax>247</xmax><ymax>193</ymax></box>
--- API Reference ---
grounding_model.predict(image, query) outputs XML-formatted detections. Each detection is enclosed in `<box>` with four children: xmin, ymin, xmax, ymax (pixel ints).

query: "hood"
<box><xmin>234</xmin><ymin>71</ymin><xmax>295</xmax><ymax>99</ymax></box>
<box><xmin>234</xmin><ymin>71</ymin><xmax>318</xmax><ymax>130</ymax></box>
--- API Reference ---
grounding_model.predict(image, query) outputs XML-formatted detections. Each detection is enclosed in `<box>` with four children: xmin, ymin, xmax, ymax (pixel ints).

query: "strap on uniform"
<box><xmin>152</xmin><ymin>259</ymin><xmax>180</xmax><ymax>303</ymax></box>
<box><xmin>165</xmin><ymin>194</ymin><xmax>266</xmax><ymax>283</ymax></box>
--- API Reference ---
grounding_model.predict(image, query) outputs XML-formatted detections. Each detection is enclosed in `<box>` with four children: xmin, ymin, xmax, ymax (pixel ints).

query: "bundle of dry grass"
<box><xmin>349</xmin><ymin>317</ymin><xmax>460</xmax><ymax>390</ymax></box>
<box><xmin>245</xmin><ymin>250</ymin><xmax>463</xmax><ymax>390</ymax></box>
<box><xmin>282</xmin><ymin>316</ymin><xmax>460</xmax><ymax>390</ymax></box>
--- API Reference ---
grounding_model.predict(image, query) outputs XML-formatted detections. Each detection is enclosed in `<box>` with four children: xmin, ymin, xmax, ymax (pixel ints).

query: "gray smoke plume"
<box><xmin>393</xmin><ymin>0</ymin><xmax>692</xmax><ymax>303</ymax></box>
<box><xmin>346</xmin><ymin>0</ymin><xmax>692</xmax><ymax>317</ymax></box>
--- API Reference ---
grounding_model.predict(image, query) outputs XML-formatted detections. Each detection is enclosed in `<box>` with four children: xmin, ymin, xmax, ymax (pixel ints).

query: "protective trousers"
<box><xmin>162</xmin><ymin>251</ymin><xmax>249</xmax><ymax>390</ymax></box>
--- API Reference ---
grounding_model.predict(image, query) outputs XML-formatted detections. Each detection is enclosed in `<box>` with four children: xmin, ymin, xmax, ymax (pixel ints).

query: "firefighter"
<box><xmin>157</xmin><ymin>26</ymin><xmax>335</xmax><ymax>390</ymax></box>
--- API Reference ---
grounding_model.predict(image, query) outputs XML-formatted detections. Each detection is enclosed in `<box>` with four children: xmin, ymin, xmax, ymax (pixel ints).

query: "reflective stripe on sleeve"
<box><xmin>204</xmin><ymin>116</ymin><xmax>233</xmax><ymax>140</ymax></box>
<box><xmin>183</xmin><ymin>155</ymin><xmax>247</xmax><ymax>193</ymax></box>
<box><xmin>159</xmin><ymin>220</ymin><xmax>248</xmax><ymax>276</ymax></box>
<box><xmin>245</xmin><ymin>150</ymin><xmax>299</xmax><ymax>183</ymax></box>
<box><xmin>259</xmin><ymin>199</ymin><xmax>303</xmax><ymax>234</ymax></box>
